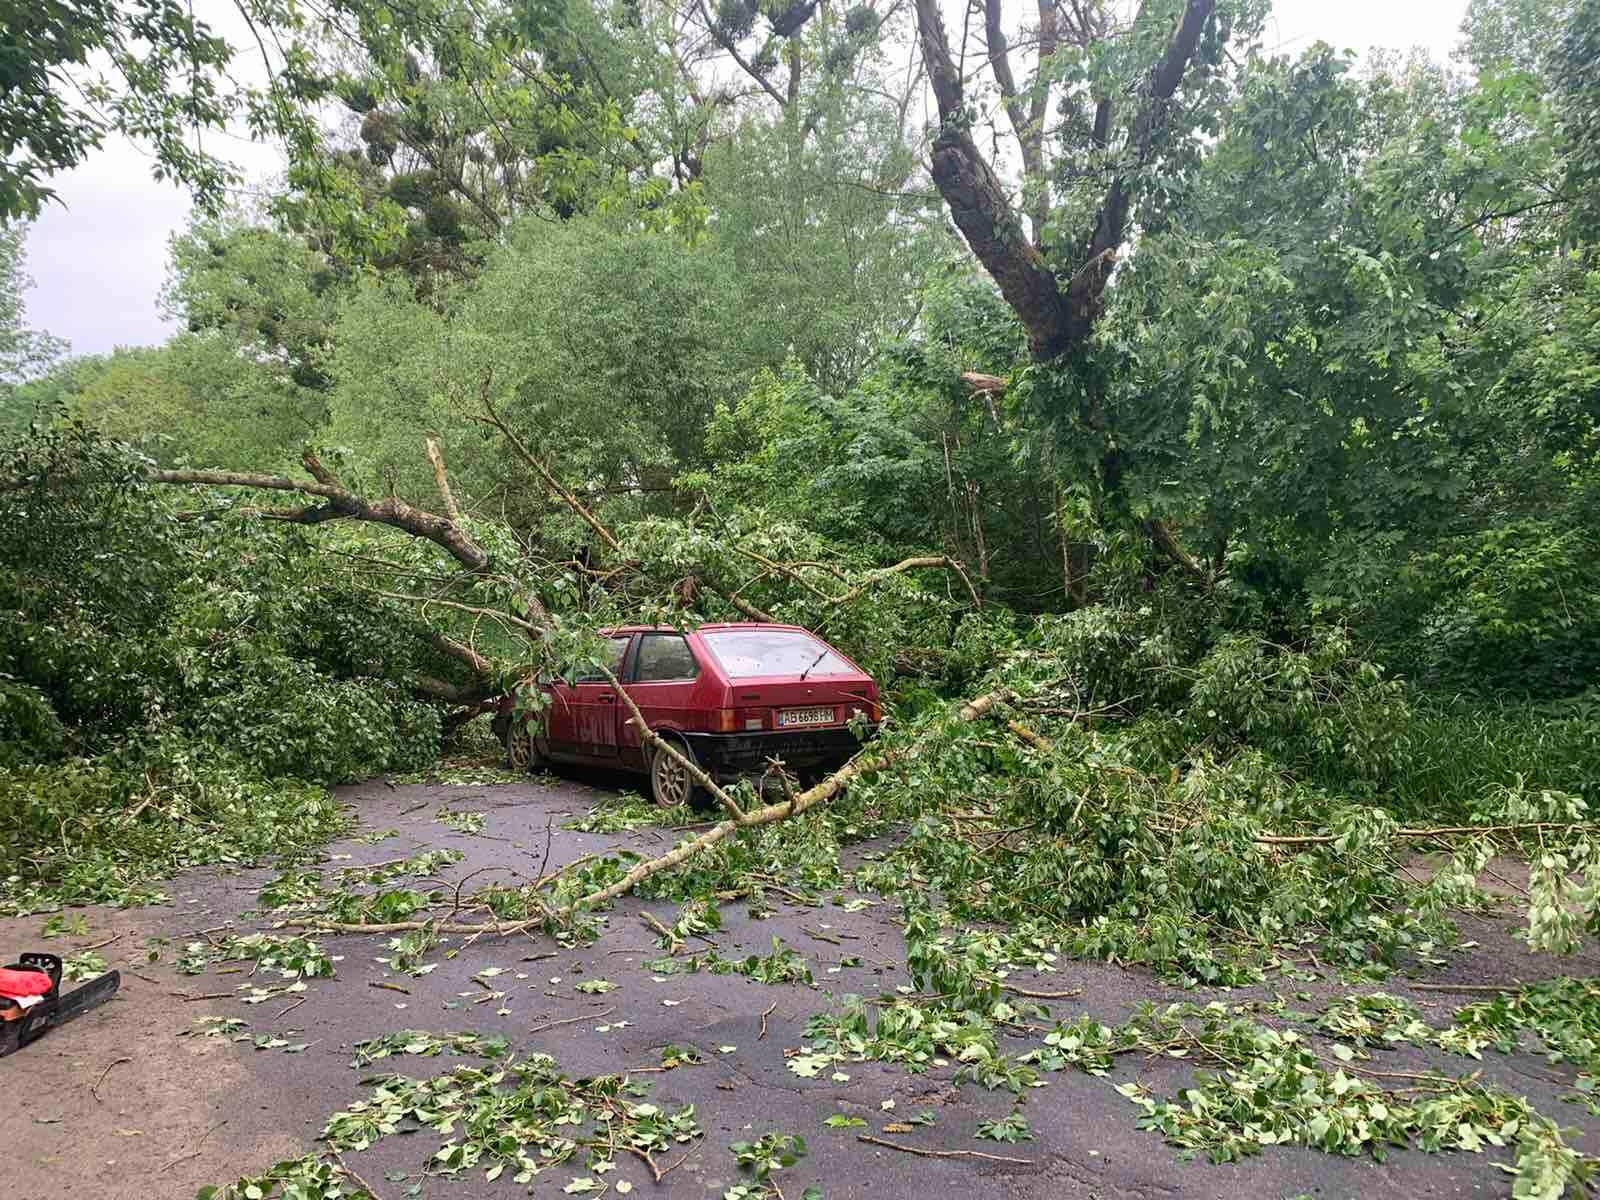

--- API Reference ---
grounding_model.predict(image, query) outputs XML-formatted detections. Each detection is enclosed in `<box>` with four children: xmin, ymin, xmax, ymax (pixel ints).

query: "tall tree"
<box><xmin>911</xmin><ymin>0</ymin><xmax>1263</xmax><ymax>363</ymax></box>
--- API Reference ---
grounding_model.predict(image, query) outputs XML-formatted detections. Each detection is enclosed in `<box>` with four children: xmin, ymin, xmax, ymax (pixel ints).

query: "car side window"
<box><xmin>633</xmin><ymin>633</ymin><xmax>699</xmax><ymax>682</ymax></box>
<box><xmin>573</xmin><ymin>635</ymin><xmax>633</xmax><ymax>683</ymax></box>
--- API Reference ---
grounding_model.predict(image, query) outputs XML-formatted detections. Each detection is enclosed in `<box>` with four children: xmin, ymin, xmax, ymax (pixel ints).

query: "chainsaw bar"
<box><xmin>54</xmin><ymin>970</ymin><xmax>122</xmax><ymax>1023</ymax></box>
<box><xmin>0</xmin><ymin>960</ymin><xmax>121</xmax><ymax>1057</ymax></box>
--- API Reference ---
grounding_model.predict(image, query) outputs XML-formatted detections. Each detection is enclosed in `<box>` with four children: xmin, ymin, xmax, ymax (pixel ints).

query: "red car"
<box><xmin>492</xmin><ymin>623</ymin><xmax>880</xmax><ymax>808</ymax></box>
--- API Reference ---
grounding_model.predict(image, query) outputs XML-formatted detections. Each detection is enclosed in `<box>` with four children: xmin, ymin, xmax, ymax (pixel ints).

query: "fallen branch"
<box><xmin>91</xmin><ymin>1056</ymin><xmax>133</xmax><ymax>1102</ymax></box>
<box><xmin>159</xmin><ymin>1118</ymin><xmax>228</xmax><ymax>1173</ymax></box>
<box><xmin>599</xmin><ymin>663</ymin><xmax>746</xmax><ymax>821</ymax></box>
<box><xmin>562</xmin><ymin>744</ymin><xmax>896</xmax><ymax>913</ymax></box>
<box><xmin>1254</xmin><ymin>821</ymin><xmax>1599</xmax><ymax>847</ymax></box>
<box><xmin>424</xmin><ymin>436</ymin><xmax>463</xmax><ymax>524</ymax></box>
<box><xmin>332</xmin><ymin>1150</ymin><xmax>387</xmax><ymax>1200</ymax></box>
<box><xmin>828</xmin><ymin>555</ymin><xmax>982</xmax><ymax>610</ymax></box>
<box><xmin>856</xmin><ymin>1134</ymin><xmax>1032</xmax><ymax>1165</ymax></box>
<box><xmin>1411</xmin><ymin>981</ymin><xmax>1523</xmax><ymax>993</ymax></box>
<box><xmin>1002</xmin><ymin>983</ymin><xmax>1082</xmax><ymax>1000</ymax></box>
<box><xmin>709</xmin><ymin>583</ymin><xmax>778</xmax><ymax>624</ymax></box>
<box><xmin>529</xmin><ymin>1006</ymin><xmax>614</xmax><ymax>1035</ymax></box>
<box><xmin>149</xmin><ymin>451</ymin><xmax>490</xmax><ymax>572</ymax></box>
<box><xmin>959</xmin><ymin>371</ymin><xmax>1008</xmax><ymax>395</ymax></box>
<box><xmin>641</xmin><ymin>912</ymin><xmax>676</xmax><ymax>944</ymax></box>
<box><xmin>477</xmin><ymin>384</ymin><xmax>622</xmax><ymax>555</ymax></box>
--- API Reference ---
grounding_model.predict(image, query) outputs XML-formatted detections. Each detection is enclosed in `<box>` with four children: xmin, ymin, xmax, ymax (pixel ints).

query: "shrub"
<box><xmin>0</xmin><ymin>677</ymin><xmax>66</xmax><ymax>767</ymax></box>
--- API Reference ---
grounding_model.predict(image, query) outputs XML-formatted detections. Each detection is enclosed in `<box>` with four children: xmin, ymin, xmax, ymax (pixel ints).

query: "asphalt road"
<box><xmin>4</xmin><ymin>772</ymin><xmax>1596</xmax><ymax>1199</ymax></box>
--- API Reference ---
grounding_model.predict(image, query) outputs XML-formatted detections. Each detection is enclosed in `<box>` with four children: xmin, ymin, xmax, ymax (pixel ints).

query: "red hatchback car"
<box><xmin>492</xmin><ymin>623</ymin><xmax>880</xmax><ymax>808</ymax></box>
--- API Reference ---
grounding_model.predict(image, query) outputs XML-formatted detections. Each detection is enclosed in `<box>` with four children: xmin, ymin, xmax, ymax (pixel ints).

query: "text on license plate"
<box><xmin>778</xmin><ymin>706</ymin><xmax>834</xmax><ymax>728</ymax></box>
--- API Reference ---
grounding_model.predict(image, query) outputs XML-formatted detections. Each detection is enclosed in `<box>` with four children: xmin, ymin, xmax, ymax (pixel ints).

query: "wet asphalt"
<box><xmin>4</xmin><ymin>771</ymin><xmax>1598</xmax><ymax>1199</ymax></box>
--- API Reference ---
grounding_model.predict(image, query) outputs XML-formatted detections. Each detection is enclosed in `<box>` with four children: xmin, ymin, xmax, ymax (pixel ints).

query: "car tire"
<box><xmin>649</xmin><ymin>736</ymin><xmax>703</xmax><ymax>810</ymax></box>
<box><xmin>504</xmin><ymin>718</ymin><xmax>543</xmax><ymax>774</ymax></box>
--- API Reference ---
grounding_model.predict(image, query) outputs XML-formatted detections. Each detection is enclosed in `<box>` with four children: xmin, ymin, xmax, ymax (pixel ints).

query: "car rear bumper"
<box><xmin>683</xmin><ymin>725</ymin><xmax>877</xmax><ymax>779</ymax></box>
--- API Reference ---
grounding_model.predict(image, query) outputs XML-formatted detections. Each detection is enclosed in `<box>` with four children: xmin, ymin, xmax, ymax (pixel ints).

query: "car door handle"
<box><xmin>598</xmin><ymin>694</ymin><xmax>615</xmax><ymax>703</ymax></box>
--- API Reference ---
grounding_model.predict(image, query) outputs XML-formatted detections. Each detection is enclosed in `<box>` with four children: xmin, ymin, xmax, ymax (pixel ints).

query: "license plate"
<box><xmin>778</xmin><ymin>706</ymin><xmax>834</xmax><ymax>728</ymax></box>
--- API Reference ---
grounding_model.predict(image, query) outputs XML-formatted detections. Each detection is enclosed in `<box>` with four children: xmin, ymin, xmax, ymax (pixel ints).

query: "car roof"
<box><xmin>600</xmin><ymin>622</ymin><xmax>814</xmax><ymax>636</ymax></box>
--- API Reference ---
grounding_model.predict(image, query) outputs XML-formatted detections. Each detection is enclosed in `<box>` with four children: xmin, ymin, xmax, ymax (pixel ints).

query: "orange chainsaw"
<box><xmin>0</xmin><ymin>952</ymin><xmax>121</xmax><ymax>1056</ymax></box>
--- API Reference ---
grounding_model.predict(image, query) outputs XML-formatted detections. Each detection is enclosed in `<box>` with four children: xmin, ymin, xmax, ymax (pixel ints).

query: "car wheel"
<box><xmin>649</xmin><ymin>737</ymin><xmax>702</xmax><ymax>809</ymax></box>
<box><xmin>505</xmin><ymin>719</ymin><xmax>542</xmax><ymax>774</ymax></box>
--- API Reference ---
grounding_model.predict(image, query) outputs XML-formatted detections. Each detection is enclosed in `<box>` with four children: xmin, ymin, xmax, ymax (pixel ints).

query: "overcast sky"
<box><xmin>20</xmin><ymin>0</ymin><xmax>1470</xmax><ymax>357</ymax></box>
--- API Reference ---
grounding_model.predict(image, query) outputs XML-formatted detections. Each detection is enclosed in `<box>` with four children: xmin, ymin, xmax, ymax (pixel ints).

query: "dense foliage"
<box><xmin>5</xmin><ymin>1</ymin><xmax>1600</xmax><ymax>1194</ymax></box>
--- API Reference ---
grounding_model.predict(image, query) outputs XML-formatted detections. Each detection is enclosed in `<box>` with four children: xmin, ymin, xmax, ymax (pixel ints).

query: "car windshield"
<box><xmin>700</xmin><ymin>629</ymin><xmax>854</xmax><ymax>679</ymax></box>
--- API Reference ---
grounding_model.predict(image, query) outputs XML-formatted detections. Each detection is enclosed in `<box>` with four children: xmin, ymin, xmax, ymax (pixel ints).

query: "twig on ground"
<box><xmin>760</xmin><ymin>999</ymin><xmax>777</xmax><ymax>1040</ymax></box>
<box><xmin>369</xmin><ymin>981</ymin><xmax>410</xmax><ymax>995</ymax></box>
<box><xmin>624</xmin><ymin>1145</ymin><xmax>663</xmax><ymax>1184</ymax></box>
<box><xmin>1002</xmin><ymin>983</ymin><xmax>1082</xmax><ymax>1000</ymax></box>
<box><xmin>333</xmin><ymin>1150</ymin><xmax>386</xmax><ymax>1200</ymax></box>
<box><xmin>641</xmin><ymin>912</ymin><xmax>675</xmax><ymax>943</ymax></box>
<box><xmin>1411</xmin><ymin>981</ymin><xmax>1522</xmax><ymax>993</ymax></box>
<box><xmin>530</xmin><ymin>1005</ymin><xmax>615</xmax><ymax>1035</ymax></box>
<box><xmin>91</xmin><ymin>1056</ymin><xmax>133</xmax><ymax>1102</ymax></box>
<box><xmin>658</xmin><ymin>1139</ymin><xmax>702</xmax><ymax>1181</ymax></box>
<box><xmin>856</xmin><ymin>1134</ymin><xmax>1031</xmax><ymax>1165</ymax></box>
<box><xmin>160</xmin><ymin>1118</ymin><xmax>228</xmax><ymax>1172</ymax></box>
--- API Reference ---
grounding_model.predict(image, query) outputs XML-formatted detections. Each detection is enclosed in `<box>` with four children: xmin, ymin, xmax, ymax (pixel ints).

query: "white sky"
<box><xmin>20</xmin><ymin>0</ymin><xmax>1469</xmax><ymax>356</ymax></box>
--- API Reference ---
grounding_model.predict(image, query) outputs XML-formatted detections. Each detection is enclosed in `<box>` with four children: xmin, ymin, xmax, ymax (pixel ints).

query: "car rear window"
<box><xmin>700</xmin><ymin>629</ymin><xmax>854</xmax><ymax>678</ymax></box>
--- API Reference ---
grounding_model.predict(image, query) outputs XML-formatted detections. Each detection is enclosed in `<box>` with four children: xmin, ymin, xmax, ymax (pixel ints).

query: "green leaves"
<box><xmin>178</xmin><ymin>934</ymin><xmax>337</xmax><ymax>981</ymax></box>
<box><xmin>974</xmin><ymin>1110</ymin><xmax>1033</xmax><ymax>1144</ymax></box>
<box><xmin>212</xmin><ymin>1051</ymin><xmax>701</xmax><ymax>1196</ymax></box>
<box><xmin>61</xmin><ymin>950</ymin><xmax>106</xmax><ymax>982</ymax></box>
<box><xmin>350</xmin><ymin>1030</ymin><xmax>509</xmax><ymax>1068</ymax></box>
<box><xmin>729</xmin><ymin>1131</ymin><xmax>807</xmax><ymax>1180</ymax></box>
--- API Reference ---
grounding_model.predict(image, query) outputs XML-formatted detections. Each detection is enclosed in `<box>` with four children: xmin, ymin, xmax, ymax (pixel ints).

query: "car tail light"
<box><xmin>852</xmin><ymin>701</ymin><xmax>880</xmax><ymax>723</ymax></box>
<box><xmin>714</xmin><ymin>708</ymin><xmax>738</xmax><ymax>733</ymax></box>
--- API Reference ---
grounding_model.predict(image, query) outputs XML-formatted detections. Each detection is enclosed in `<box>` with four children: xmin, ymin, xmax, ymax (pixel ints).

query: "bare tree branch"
<box><xmin>145</xmin><ymin>452</ymin><xmax>490</xmax><ymax>572</ymax></box>
<box><xmin>473</xmin><ymin>380</ymin><xmax>624</xmax><ymax>556</ymax></box>
<box><xmin>425</xmin><ymin>437</ymin><xmax>464</xmax><ymax>524</ymax></box>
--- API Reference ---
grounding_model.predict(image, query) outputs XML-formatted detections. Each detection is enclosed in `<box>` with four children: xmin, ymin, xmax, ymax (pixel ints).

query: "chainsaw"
<box><xmin>0</xmin><ymin>952</ymin><xmax>121</xmax><ymax>1057</ymax></box>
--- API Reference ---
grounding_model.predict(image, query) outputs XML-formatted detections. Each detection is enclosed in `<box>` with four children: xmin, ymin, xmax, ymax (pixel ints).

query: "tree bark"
<box><xmin>915</xmin><ymin>0</ymin><xmax>1079</xmax><ymax>360</ymax></box>
<box><xmin>147</xmin><ymin>451</ymin><xmax>491</xmax><ymax>573</ymax></box>
<box><xmin>915</xmin><ymin>0</ymin><xmax>1218</xmax><ymax>364</ymax></box>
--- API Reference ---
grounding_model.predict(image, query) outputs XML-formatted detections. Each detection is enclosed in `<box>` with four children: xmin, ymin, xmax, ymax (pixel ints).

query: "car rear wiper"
<box><xmin>797</xmin><ymin>648</ymin><xmax>829</xmax><ymax>681</ymax></box>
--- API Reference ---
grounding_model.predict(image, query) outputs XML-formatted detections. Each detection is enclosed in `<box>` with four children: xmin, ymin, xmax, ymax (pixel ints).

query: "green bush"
<box><xmin>1388</xmin><ymin>694</ymin><xmax>1600</xmax><ymax>823</ymax></box>
<box><xmin>187</xmin><ymin>659</ymin><xmax>441</xmax><ymax>784</ymax></box>
<box><xmin>0</xmin><ymin>677</ymin><xmax>66</xmax><ymax>767</ymax></box>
